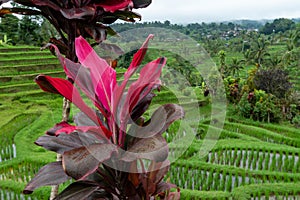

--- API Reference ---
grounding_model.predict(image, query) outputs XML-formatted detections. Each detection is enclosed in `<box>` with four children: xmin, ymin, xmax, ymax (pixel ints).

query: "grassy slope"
<box><xmin>0</xmin><ymin>45</ymin><xmax>299</xmax><ymax>199</ymax></box>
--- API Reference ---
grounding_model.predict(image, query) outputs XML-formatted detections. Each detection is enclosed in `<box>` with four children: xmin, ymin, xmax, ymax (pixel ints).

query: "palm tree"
<box><xmin>228</xmin><ymin>57</ymin><xmax>245</xmax><ymax>77</ymax></box>
<box><xmin>218</xmin><ymin>50</ymin><xmax>227</xmax><ymax>78</ymax></box>
<box><xmin>249</xmin><ymin>36</ymin><xmax>270</xmax><ymax>67</ymax></box>
<box><xmin>286</xmin><ymin>30</ymin><xmax>300</xmax><ymax>51</ymax></box>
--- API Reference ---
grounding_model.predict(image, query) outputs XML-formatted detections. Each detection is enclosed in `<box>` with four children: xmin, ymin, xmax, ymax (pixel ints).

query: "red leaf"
<box><xmin>119</xmin><ymin>57</ymin><xmax>166</xmax><ymax>145</ymax></box>
<box><xmin>114</xmin><ymin>34</ymin><xmax>154</xmax><ymax>114</ymax></box>
<box><xmin>95</xmin><ymin>0</ymin><xmax>133</xmax><ymax>12</ymax></box>
<box><xmin>125</xmin><ymin>34</ymin><xmax>154</xmax><ymax>79</ymax></box>
<box><xmin>49</xmin><ymin>44</ymin><xmax>109</xmax><ymax>117</ymax></box>
<box><xmin>75</xmin><ymin>36</ymin><xmax>117</xmax><ymax>113</ymax></box>
<box><xmin>127</xmin><ymin>57</ymin><xmax>166</xmax><ymax>114</ymax></box>
<box><xmin>35</xmin><ymin>75</ymin><xmax>103</xmax><ymax>127</ymax></box>
<box><xmin>46</xmin><ymin>121</ymin><xmax>112</xmax><ymax>139</ymax></box>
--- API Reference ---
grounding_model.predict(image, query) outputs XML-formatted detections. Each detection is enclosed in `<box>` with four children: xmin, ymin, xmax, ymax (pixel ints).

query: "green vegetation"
<box><xmin>0</xmin><ymin>18</ymin><xmax>300</xmax><ymax>199</ymax></box>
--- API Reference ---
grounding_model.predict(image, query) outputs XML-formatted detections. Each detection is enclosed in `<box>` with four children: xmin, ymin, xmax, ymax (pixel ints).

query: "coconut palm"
<box><xmin>228</xmin><ymin>57</ymin><xmax>245</xmax><ymax>78</ymax></box>
<box><xmin>249</xmin><ymin>36</ymin><xmax>270</xmax><ymax>67</ymax></box>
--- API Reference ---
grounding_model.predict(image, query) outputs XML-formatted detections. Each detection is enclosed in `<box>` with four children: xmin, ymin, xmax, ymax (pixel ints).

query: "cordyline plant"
<box><xmin>22</xmin><ymin>34</ymin><xmax>183</xmax><ymax>199</ymax></box>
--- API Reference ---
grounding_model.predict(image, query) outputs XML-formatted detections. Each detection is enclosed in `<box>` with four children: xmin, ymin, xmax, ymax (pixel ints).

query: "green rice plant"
<box><xmin>265</xmin><ymin>150</ymin><xmax>271</xmax><ymax>170</ymax></box>
<box><xmin>227</xmin><ymin>117</ymin><xmax>300</xmax><ymax>139</ymax></box>
<box><xmin>219</xmin><ymin>171</ymin><xmax>225</xmax><ymax>191</ymax></box>
<box><xmin>247</xmin><ymin>149</ymin><xmax>253</xmax><ymax>169</ymax></box>
<box><xmin>207</xmin><ymin>169</ymin><xmax>214</xmax><ymax>190</ymax></box>
<box><xmin>258</xmin><ymin>155</ymin><xmax>264</xmax><ymax>170</ymax></box>
<box><xmin>290</xmin><ymin>153</ymin><xmax>296</xmax><ymax>172</ymax></box>
<box><xmin>225</xmin><ymin>172</ymin><xmax>231</xmax><ymax>192</ymax></box>
<box><xmin>222</xmin><ymin>122</ymin><xmax>300</xmax><ymax>147</ymax></box>
<box><xmin>270</xmin><ymin>152</ymin><xmax>277</xmax><ymax>171</ymax></box>
<box><xmin>252</xmin><ymin>150</ymin><xmax>258</xmax><ymax>170</ymax></box>
<box><xmin>242</xmin><ymin>148</ymin><xmax>248</xmax><ymax>168</ymax></box>
<box><xmin>278</xmin><ymin>151</ymin><xmax>283</xmax><ymax>170</ymax></box>
<box><xmin>180</xmin><ymin>189</ymin><xmax>231</xmax><ymax>200</ymax></box>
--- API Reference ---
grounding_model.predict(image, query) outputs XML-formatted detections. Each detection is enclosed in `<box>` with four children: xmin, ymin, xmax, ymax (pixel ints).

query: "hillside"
<box><xmin>0</xmin><ymin>46</ymin><xmax>299</xmax><ymax>200</ymax></box>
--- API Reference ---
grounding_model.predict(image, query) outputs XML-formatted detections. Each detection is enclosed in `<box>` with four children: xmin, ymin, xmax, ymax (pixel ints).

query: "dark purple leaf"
<box><xmin>48</xmin><ymin>38</ymin><xmax>69</xmax><ymax>56</ymax></box>
<box><xmin>121</xmin><ymin>135</ymin><xmax>168</xmax><ymax>162</ymax></box>
<box><xmin>23</xmin><ymin>162</ymin><xmax>70</xmax><ymax>194</ymax></box>
<box><xmin>113</xmin><ymin>10</ymin><xmax>141</xmax><ymax>22</ymax></box>
<box><xmin>130</xmin><ymin>104</ymin><xmax>184</xmax><ymax>139</ymax></box>
<box><xmin>35</xmin><ymin>131</ymin><xmax>107</xmax><ymax>154</ymax></box>
<box><xmin>60</xmin><ymin>7</ymin><xmax>96</xmax><ymax>19</ymax></box>
<box><xmin>132</xmin><ymin>0</ymin><xmax>152</xmax><ymax>8</ymax></box>
<box><xmin>86</xmin><ymin>190</ymin><xmax>113</xmax><ymax>200</ymax></box>
<box><xmin>98</xmin><ymin>42</ymin><xmax>124</xmax><ymax>56</ymax></box>
<box><xmin>147</xmin><ymin>161</ymin><xmax>170</xmax><ymax>185</ymax></box>
<box><xmin>130</xmin><ymin>92</ymin><xmax>156</xmax><ymax>122</ymax></box>
<box><xmin>35</xmin><ymin>134</ymin><xmax>82</xmax><ymax>154</ymax></box>
<box><xmin>140</xmin><ymin>104</ymin><xmax>184</xmax><ymax>136</ymax></box>
<box><xmin>62</xmin><ymin>144</ymin><xmax>117</xmax><ymax>180</ymax></box>
<box><xmin>53</xmin><ymin>181</ymin><xmax>100</xmax><ymax>200</ymax></box>
<box><xmin>74</xmin><ymin>112</ymin><xmax>98</xmax><ymax>127</ymax></box>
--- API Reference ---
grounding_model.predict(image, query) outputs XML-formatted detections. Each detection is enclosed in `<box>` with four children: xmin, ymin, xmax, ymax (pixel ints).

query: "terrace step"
<box><xmin>0</xmin><ymin>57</ymin><xmax>57</xmax><ymax>67</ymax></box>
<box><xmin>0</xmin><ymin>71</ymin><xmax>65</xmax><ymax>86</ymax></box>
<box><xmin>0</xmin><ymin>47</ymin><xmax>39</xmax><ymax>53</ymax></box>
<box><xmin>0</xmin><ymin>63</ymin><xmax>61</xmax><ymax>76</ymax></box>
<box><xmin>0</xmin><ymin>83</ymin><xmax>40</xmax><ymax>94</ymax></box>
<box><xmin>0</xmin><ymin>51</ymin><xmax>53</xmax><ymax>59</ymax></box>
<box><xmin>0</xmin><ymin>89</ymin><xmax>51</xmax><ymax>101</ymax></box>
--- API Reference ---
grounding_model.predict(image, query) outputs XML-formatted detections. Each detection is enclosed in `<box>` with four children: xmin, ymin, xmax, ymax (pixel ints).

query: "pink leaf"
<box><xmin>46</xmin><ymin>121</ymin><xmax>112</xmax><ymax>139</ymax></box>
<box><xmin>95</xmin><ymin>0</ymin><xmax>133</xmax><ymax>12</ymax></box>
<box><xmin>118</xmin><ymin>57</ymin><xmax>166</xmax><ymax>145</ymax></box>
<box><xmin>49</xmin><ymin>44</ymin><xmax>108</xmax><ymax>117</ymax></box>
<box><xmin>114</xmin><ymin>34</ymin><xmax>154</xmax><ymax>113</ymax></box>
<box><xmin>75</xmin><ymin>36</ymin><xmax>117</xmax><ymax>113</ymax></box>
<box><xmin>35</xmin><ymin>75</ymin><xmax>100</xmax><ymax>127</ymax></box>
<box><xmin>125</xmin><ymin>34</ymin><xmax>154</xmax><ymax>79</ymax></box>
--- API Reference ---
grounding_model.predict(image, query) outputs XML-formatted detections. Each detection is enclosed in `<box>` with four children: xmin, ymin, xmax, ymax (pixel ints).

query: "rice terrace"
<box><xmin>0</xmin><ymin>1</ymin><xmax>300</xmax><ymax>200</ymax></box>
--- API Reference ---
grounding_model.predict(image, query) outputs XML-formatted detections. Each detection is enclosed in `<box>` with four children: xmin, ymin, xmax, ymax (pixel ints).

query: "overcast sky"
<box><xmin>136</xmin><ymin>0</ymin><xmax>300</xmax><ymax>23</ymax></box>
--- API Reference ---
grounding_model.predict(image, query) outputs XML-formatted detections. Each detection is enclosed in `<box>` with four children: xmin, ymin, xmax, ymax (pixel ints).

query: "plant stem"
<box><xmin>50</xmin><ymin>153</ymin><xmax>63</xmax><ymax>200</ymax></box>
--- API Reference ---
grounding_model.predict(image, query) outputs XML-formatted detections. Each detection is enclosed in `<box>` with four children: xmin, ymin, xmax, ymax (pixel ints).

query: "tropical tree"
<box><xmin>18</xmin><ymin>15</ymin><xmax>42</xmax><ymax>45</ymax></box>
<box><xmin>228</xmin><ymin>57</ymin><xmax>245</xmax><ymax>77</ymax></box>
<box><xmin>248</xmin><ymin>36</ymin><xmax>270</xmax><ymax>67</ymax></box>
<box><xmin>0</xmin><ymin>14</ymin><xmax>19</xmax><ymax>44</ymax></box>
<box><xmin>286</xmin><ymin>30</ymin><xmax>300</xmax><ymax>51</ymax></box>
<box><xmin>253</xmin><ymin>68</ymin><xmax>292</xmax><ymax>99</ymax></box>
<box><xmin>218</xmin><ymin>50</ymin><xmax>227</xmax><ymax>78</ymax></box>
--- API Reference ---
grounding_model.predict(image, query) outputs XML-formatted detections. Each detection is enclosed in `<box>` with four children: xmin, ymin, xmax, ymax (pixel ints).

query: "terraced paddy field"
<box><xmin>0</xmin><ymin>46</ymin><xmax>299</xmax><ymax>200</ymax></box>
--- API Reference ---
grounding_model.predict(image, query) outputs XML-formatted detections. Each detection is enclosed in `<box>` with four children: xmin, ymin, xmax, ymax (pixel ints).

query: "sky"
<box><xmin>1</xmin><ymin>0</ymin><xmax>300</xmax><ymax>24</ymax></box>
<box><xmin>136</xmin><ymin>0</ymin><xmax>300</xmax><ymax>23</ymax></box>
